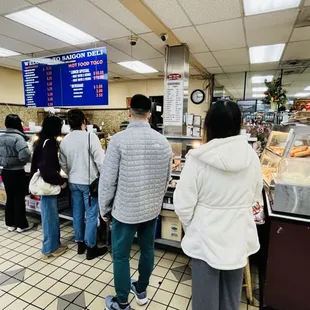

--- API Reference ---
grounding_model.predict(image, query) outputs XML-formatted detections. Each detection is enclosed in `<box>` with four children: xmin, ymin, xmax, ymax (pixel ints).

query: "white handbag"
<box><xmin>29</xmin><ymin>139</ymin><xmax>61</xmax><ymax>196</ymax></box>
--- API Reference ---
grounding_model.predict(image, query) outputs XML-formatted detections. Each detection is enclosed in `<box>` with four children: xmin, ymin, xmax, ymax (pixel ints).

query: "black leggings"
<box><xmin>1</xmin><ymin>169</ymin><xmax>29</xmax><ymax>229</ymax></box>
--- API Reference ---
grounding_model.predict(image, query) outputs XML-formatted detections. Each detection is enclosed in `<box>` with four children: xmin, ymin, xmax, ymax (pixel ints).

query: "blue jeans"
<box><xmin>69</xmin><ymin>183</ymin><xmax>98</xmax><ymax>248</ymax></box>
<box><xmin>41</xmin><ymin>195</ymin><xmax>60</xmax><ymax>255</ymax></box>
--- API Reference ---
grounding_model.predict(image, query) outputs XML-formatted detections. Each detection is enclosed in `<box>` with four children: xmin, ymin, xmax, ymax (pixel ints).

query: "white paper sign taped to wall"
<box><xmin>164</xmin><ymin>79</ymin><xmax>184</xmax><ymax>126</ymax></box>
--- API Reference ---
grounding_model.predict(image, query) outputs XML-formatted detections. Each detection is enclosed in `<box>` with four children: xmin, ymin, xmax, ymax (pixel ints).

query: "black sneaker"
<box><xmin>86</xmin><ymin>245</ymin><xmax>108</xmax><ymax>260</ymax></box>
<box><xmin>77</xmin><ymin>242</ymin><xmax>86</xmax><ymax>255</ymax></box>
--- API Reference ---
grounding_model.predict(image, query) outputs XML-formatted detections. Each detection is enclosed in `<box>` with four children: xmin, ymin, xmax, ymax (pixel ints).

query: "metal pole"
<box><xmin>243</xmin><ymin>71</ymin><xmax>247</xmax><ymax>100</ymax></box>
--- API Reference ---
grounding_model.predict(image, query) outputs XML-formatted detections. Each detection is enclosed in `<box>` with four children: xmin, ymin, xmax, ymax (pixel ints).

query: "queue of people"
<box><xmin>0</xmin><ymin>95</ymin><xmax>263</xmax><ymax>310</ymax></box>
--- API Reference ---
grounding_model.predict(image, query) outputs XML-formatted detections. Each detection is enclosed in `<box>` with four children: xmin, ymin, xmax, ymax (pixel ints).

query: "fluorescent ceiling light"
<box><xmin>250</xmin><ymin>44</ymin><xmax>285</xmax><ymax>64</ymax></box>
<box><xmin>304</xmin><ymin>86</ymin><xmax>310</xmax><ymax>91</ymax></box>
<box><xmin>6</xmin><ymin>8</ymin><xmax>98</xmax><ymax>45</ymax></box>
<box><xmin>252</xmin><ymin>87</ymin><xmax>267</xmax><ymax>92</ymax></box>
<box><xmin>295</xmin><ymin>93</ymin><xmax>310</xmax><ymax>97</ymax></box>
<box><xmin>0</xmin><ymin>47</ymin><xmax>20</xmax><ymax>57</ymax></box>
<box><xmin>243</xmin><ymin>0</ymin><xmax>301</xmax><ymax>16</ymax></box>
<box><xmin>252</xmin><ymin>94</ymin><xmax>265</xmax><ymax>98</ymax></box>
<box><xmin>118</xmin><ymin>61</ymin><xmax>158</xmax><ymax>74</ymax></box>
<box><xmin>251</xmin><ymin>75</ymin><xmax>273</xmax><ymax>84</ymax></box>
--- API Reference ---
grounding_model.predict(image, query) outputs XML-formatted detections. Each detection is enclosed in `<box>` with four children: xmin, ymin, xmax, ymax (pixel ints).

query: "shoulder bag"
<box><xmin>88</xmin><ymin>133</ymin><xmax>100</xmax><ymax>204</ymax></box>
<box><xmin>29</xmin><ymin>139</ymin><xmax>61</xmax><ymax>196</ymax></box>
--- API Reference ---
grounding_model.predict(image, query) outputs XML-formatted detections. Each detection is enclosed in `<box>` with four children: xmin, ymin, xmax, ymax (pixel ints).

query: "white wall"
<box><xmin>0</xmin><ymin>66</ymin><xmax>209</xmax><ymax>117</ymax></box>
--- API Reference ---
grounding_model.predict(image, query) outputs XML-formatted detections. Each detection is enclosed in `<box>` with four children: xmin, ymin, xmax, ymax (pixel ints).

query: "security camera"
<box><xmin>160</xmin><ymin>33</ymin><xmax>168</xmax><ymax>42</ymax></box>
<box><xmin>129</xmin><ymin>35</ymin><xmax>138</xmax><ymax>46</ymax></box>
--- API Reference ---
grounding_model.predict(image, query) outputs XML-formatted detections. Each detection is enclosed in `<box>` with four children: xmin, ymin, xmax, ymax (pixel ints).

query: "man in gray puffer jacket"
<box><xmin>99</xmin><ymin>94</ymin><xmax>172</xmax><ymax>310</ymax></box>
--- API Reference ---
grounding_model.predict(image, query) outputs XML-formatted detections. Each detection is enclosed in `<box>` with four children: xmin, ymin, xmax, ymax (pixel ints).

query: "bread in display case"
<box><xmin>261</xmin><ymin>126</ymin><xmax>310</xmax><ymax>186</ymax></box>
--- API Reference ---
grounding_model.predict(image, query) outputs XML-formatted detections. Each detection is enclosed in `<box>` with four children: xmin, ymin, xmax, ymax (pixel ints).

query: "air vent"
<box><xmin>277</xmin><ymin>67</ymin><xmax>305</xmax><ymax>76</ymax></box>
<box><xmin>157</xmin><ymin>74</ymin><xmax>164</xmax><ymax>78</ymax></box>
<box><xmin>280</xmin><ymin>59</ymin><xmax>310</xmax><ymax>68</ymax></box>
<box><xmin>112</xmin><ymin>76</ymin><xmax>121</xmax><ymax>80</ymax></box>
<box><xmin>295</xmin><ymin>7</ymin><xmax>310</xmax><ymax>28</ymax></box>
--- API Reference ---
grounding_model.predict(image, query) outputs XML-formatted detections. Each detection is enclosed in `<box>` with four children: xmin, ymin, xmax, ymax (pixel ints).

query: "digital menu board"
<box><xmin>22</xmin><ymin>47</ymin><xmax>108</xmax><ymax>108</ymax></box>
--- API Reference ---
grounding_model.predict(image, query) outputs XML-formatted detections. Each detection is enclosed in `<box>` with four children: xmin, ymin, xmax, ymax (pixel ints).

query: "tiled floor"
<box><xmin>0</xmin><ymin>209</ymin><xmax>260</xmax><ymax>310</ymax></box>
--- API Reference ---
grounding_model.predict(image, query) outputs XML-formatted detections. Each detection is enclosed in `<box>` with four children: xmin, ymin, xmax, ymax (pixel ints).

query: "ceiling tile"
<box><xmin>142</xmin><ymin>58</ymin><xmax>165</xmax><ymax>72</ymax></box>
<box><xmin>104</xmin><ymin>44</ymin><xmax>132</xmax><ymax>63</ymax></box>
<box><xmin>207</xmin><ymin>67</ymin><xmax>223</xmax><ymax>74</ymax></box>
<box><xmin>40</xmin><ymin>0</ymin><xmax>130</xmax><ymax>40</ymax></box>
<box><xmin>192</xmin><ymin>52</ymin><xmax>219</xmax><ymax>67</ymax></box>
<box><xmin>197</xmin><ymin>18</ymin><xmax>246</xmax><ymax>51</ymax></box>
<box><xmin>144</xmin><ymin>0</ymin><xmax>192</xmax><ymax>28</ymax></box>
<box><xmin>245</xmin><ymin>9</ymin><xmax>298</xmax><ymax>46</ymax></box>
<box><xmin>27</xmin><ymin>0</ymin><xmax>52</xmax><ymax>3</ymax></box>
<box><xmin>89</xmin><ymin>0</ymin><xmax>150</xmax><ymax>34</ymax></box>
<box><xmin>108</xmin><ymin>63</ymin><xmax>136</xmax><ymax>75</ymax></box>
<box><xmin>126</xmin><ymin>74</ymin><xmax>149</xmax><ymax>80</ymax></box>
<box><xmin>0</xmin><ymin>17</ymin><xmax>68</xmax><ymax>49</ymax></box>
<box><xmin>290</xmin><ymin>26</ymin><xmax>310</xmax><ymax>42</ymax></box>
<box><xmin>250</xmin><ymin>62</ymin><xmax>279</xmax><ymax>71</ymax></box>
<box><xmin>0</xmin><ymin>35</ymin><xmax>43</xmax><ymax>53</ymax></box>
<box><xmin>107</xmin><ymin>37</ymin><xmax>163</xmax><ymax>60</ymax></box>
<box><xmin>214</xmin><ymin>48</ymin><xmax>249</xmax><ymax>66</ymax></box>
<box><xmin>283</xmin><ymin>41</ymin><xmax>310</xmax><ymax>60</ymax></box>
<box><xmin>305</xmin><ymin>0</ymin><xmax>310</xmax><ymax>5</ymax></box>
<box><xmin>173</xmin><ymin>27</ymin><xmax>208</xmax><ymax>53</ymax></box>
<box><xmin>139</xmin><ymin>33</ymin><xmax>166</xmax><ymax>54</ymax></box>
<box><xmin>0</xmin><ymin>58</ymin><xmax>21</xmax><ymax>70</ymax></box>
<box><xmin>222</xmin><ymin>64</ymin><xmax>250</xmax><ymax>73</ymax></box>
<box><xmin>0</xmin><ymin>0</ymin><xmax>30</xmax><ymax>15</ymax></box>
<box><xmin>190</xmin><ymin>68</ymin><xmax>201</xmax><ymax>75</ymax></box>
<box><xmin>178</xmin><ymin>0</ymin><xmax>241</xmax><ymax>25</ymax></box>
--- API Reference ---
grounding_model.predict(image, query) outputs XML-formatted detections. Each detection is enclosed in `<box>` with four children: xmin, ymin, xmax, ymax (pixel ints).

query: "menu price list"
<box><xmin>22</xmin><ymin>47</ymin><xmax>108</xmax><ymax>108</ymax></box>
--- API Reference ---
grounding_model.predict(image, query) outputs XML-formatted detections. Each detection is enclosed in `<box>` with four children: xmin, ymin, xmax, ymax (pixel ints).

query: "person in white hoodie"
<box><xmin>174</xmin><ymin>100</ymin><xmax>263</xmax><ymax>310</ymax></box>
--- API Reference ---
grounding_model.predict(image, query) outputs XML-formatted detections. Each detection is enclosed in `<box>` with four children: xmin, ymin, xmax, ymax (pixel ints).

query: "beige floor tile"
<box><xmin>0</xmin><ymin>293</ymin><xmax>16</xmax><ymax>308</ymax></box>
<box><xmin>88</xmin><ymin>296</ymin><xmax>105</xmax><ymax>310</ymax></box>
<box><xmin>61</xmin><ymin>272</ymin><xmax>80</xmax><ymax>285</ymax></box>
<box><xmin>130</xmin><ymin>259</ymin><xmax>139</xmax><ymax>269</ymax></box>
<box><xmin>18</xmin><ymin>257</ymin><xmax>37</xmax><ymax>268</ymax></box>
<box><xmin>62</xmin><ymin>250</ymin><xmax>77</xmax><ymax>259</ymax></box>
<box><xmin>38</xmin><ymin>264</ymin><xmax>58</xmax><ymax>276</ymax></box>
<box><xmin>158</xmin><ymin>258</ymin><xmax>174</xmax><ymax>269</ymax></box>
<box><xmin>85</xmin><ymin>267</ymin><xmax>102</xmax><ymax>279</ymax></box>
<box><xmin>97</xmin><ymin>271</ymin><xmax>114</xmax><ymax>284</ymax></box>
<box><xmin>188</xmin><ymin>300</ymin><xmax>192</xmax><ymax>310</ymax></box>
<box><xmin>85</xmin><ymin>280</ymin><xmax>106</xmax><ymax>295</ymax></box>
<box><xmin>0</xmin><ymin>261</ymin><xmax>14</xmax><ymax>272</ymax></box>
<box><xmin>154</xmin><ymin>249</ymin><xmax>165</xmax><ymax>258</ymax></box>
<box><xmin>147</xmin><ymin>301</ymin><xmax>167</xmax><ymax>310</ymax></box>
<box><xmin>83</xmin><ymin>291</ymin><xmax>97</xmax><ymax>307</ymax></box>
<box><xmin>49</xmin><ymin>268</ymin><xmax>69</xmax><ymax>281</ymax></box>
<box><xmin>169</xmin><ymin>295</ymin><xmax>189</xmax><ymax>310</ymax></box>
<box><xmin>24</xmin><ymin>305</ymin><xmax>41</xmax><ymax>310</ymax></box>
<box><xmin>62</xmin><ymin>259</ymin><xmax>80</xmax><ymax>271</ymax></box>
<box><xmin>48</xmin><ymin>282</ymin><xmax>69</xmax><ymax>296</ymax></box>
<box><xmin>160</xmin><ymin>279</ymin><xmax>178</xmax><ymax>293</ymax></box>
<box><xmin>28</xmin><ymin>261</ymin><xmax>48</xmax><ymax>272</ymax></box>
<box><xmin>149</xmin><ymin>274</ymin><xmax>163</xmax><ymax>288</ymax></box>
<box><xmin>73</xmin><ymin>275</ymin><xmax>93</xmax><ymax>290</ymax></box>
<box><xmin>94</xmin><ymin>259</ymin><xmax>111</xmax><ymax>270</ymax></box>
<box><xmin>99</xmin><ymin>285</ymin><xmax>115</xmax><ymax>298</ymax></box>
<box><xmin>153</xmin><ymin>289</ymin><xmax>173</xmax><ymax>305</ymax></box>
<box><xmin>176</xmin><ymin>283</ymin><xmax>192</xmax><ymax>298</ymax></box>
<box><xmin>24</xmin><ymin>272</ymin><xmax>46</xmax><ymax>286</ymax></box>
<box><xmin>72</xmin><ymin>263</ymin><xmax>91</xmax><ymax>275</ymax></box>
<box><xmin>44</xmin><ymin>299</ymin><xmax>58</xmax><ymax>310</ymax></box>
<box><xmin>163</xmin><ymin>252</ymin><xmax>177</xmax><ymax>261</ymax></box>
<box><xmin>103</xmin><ymin>253</ymin><xmax>113</xmax><ymax>262</ymax></box>
<box><xmin>153</xmin><ymin>266</ymin><xmax>169</xmax><ymax>278</ymax></box>
<box><xmin>9</xmin><ymin>282</ymin><xmax>32</xmax><ymax>297</ymax></box>
<box><xmin>4</xmin><ymin>297</ymin><xmax>28</xmax><ymax>310</ymax></box>
<box><xmin>10</xmin><ymin>253</ymin><xmax>28</xmax><ymax>264</ymax></box>
<box><xmin>37</xmin><ymin>277</ymin><xmax>57</xmax><ymax>291</ymax></box>
<box><xmin>20</xmin><ymin>286</ymin><xmax>44</xmax><ymax>303</ymax></box>
<box><xmin>32</xmin><ymin>292</ymin><xmax>56</xmax><ymax>308</ymax></box>
<box><xmin>176</xmin><ymin>255</ymin><xmax>190</xmax><ymax>265</ymax></box>
<box><xmin>50</xmin><ymin>256</ymin><xmax>69</xmax><ymax>267</ymax></box>
<box><xmin>171</xmin><ymin>262</ymin><xmax>187</xmax><ymax>272</ymax></box>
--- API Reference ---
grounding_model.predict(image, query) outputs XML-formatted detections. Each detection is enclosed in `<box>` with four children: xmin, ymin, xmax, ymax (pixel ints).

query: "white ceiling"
<box><xmin>0</xmin><ymin>0</ymin><xmax>309</xmax><ymax>96</ymax></box>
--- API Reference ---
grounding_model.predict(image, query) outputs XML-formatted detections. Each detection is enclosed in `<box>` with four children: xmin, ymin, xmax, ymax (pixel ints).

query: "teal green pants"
<box><xmin>112</xmin><ymin>217</ymin><xmax>157</xmax><ymax>304</ymax></box>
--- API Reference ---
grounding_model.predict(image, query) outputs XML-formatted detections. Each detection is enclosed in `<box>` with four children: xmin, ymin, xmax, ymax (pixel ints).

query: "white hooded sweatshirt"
<box><xmin>174</xmin><ymin>135</ymin><xmax>262</xmax><ymax>270</ymax></box>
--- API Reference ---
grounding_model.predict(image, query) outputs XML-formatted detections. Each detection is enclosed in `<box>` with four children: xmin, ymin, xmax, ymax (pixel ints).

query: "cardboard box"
<box><xmin>161</xmin><ymin>210</ymin><xmax>182</xmax><ymax>242</ymax></box>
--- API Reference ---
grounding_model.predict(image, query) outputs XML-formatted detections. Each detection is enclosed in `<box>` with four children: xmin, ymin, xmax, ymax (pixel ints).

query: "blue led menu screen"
<box><xmin>22</xmin><ymin>47</ymin><xmax>108</xmax><ymax>108</ymax></box>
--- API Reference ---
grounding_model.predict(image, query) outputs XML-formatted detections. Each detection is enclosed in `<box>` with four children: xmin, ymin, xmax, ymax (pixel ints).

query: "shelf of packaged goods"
<box><xmin>155</xmin><ymin>238</ymin><xmax>182</xmax><ymax>249</ymax></box>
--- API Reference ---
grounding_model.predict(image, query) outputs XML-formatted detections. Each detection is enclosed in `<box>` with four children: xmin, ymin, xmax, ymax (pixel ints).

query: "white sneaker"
<box><xmin>17</xmin><ymin>223</ymin><xmax>35</xmax><ymax>233</ymax></box>
<box><xmin>7</xmin><ymin>226</ymin><xmax>16</xmax><ymax>232</ymax></box>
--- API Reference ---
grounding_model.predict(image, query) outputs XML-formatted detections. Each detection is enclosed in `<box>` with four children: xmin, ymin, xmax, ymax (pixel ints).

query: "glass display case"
<box><xmin>261</xmin><ymin>126</ymin><xmax>310</xmax><ymax>186</ymax></box>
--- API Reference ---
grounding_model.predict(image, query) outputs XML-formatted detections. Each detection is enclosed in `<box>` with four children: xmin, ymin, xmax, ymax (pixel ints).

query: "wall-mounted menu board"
<box><xmin>22</xmin><ymin>47</ymin><xmax>108</xmax><ymax>108</ymax></box>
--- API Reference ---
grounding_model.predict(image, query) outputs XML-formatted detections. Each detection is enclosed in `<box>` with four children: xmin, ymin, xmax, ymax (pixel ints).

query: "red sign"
<box><xmin>167</xmin><ymin>73</ymin><xmax>182</xmax><ymax>80</ymax></box>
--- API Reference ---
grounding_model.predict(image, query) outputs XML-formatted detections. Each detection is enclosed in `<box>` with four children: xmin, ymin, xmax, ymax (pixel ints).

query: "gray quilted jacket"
<box><xmin>99</xmin><ymin>121</ymin><xmax>172</xmax><ymax>224</ymax></box>
<box><xmin>0</xmin><ymin>129</ymin><xmax>31</xmax><ymax>170</ymax></box>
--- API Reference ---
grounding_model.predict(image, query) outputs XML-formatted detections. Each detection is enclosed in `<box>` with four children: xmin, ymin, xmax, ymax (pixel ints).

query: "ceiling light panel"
<box><xmin>252</xmin><ymin>76</ymin><xmax>273</xmax><ymax>84</ymax></box>
<box><xmin>295</xmin><ymin>93</ymin><xmax>310</xmax><ymax>97</ymax></box>
<box><xmin>304</xmin><ymin>86</ymin><xmax>310</xmax><ymax>91</ymax></box>
<box><xmin>252</xmin><ymin>87</ymin><xmax>267</xmax><ymax>92</ymax></box>
<box><xmin>118</xmin><ymin>61</ymin><xmax>158</xmax><ymax>74</ymax></box>
<box><xmin>6</xmin><ymin>7</ymin><xmax>98</xmax><ymax>45</ymax></box>
<box><xmin>243</xmin><ymin>0</ymin><xmax>301</xmax><ymax>16</ymax></box>
<box><xmin>249</xmin><ymin>44</ymin><xmax>285</xmax><ymax>64</ymax></box>
<box><xmin>252</xmin><ymin>94</ymin><xmax>265</xmax><ymax>98</ymax></box>
<box><xmin>0</xmin><ymin>47</ymin><xmax>20</xmax><ymax>57</ymax></box>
